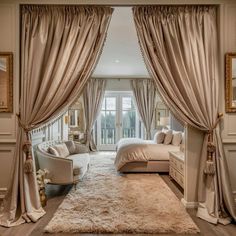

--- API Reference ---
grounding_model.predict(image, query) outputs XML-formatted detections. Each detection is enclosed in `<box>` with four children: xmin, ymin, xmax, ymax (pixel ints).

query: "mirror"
<box><xmin>226</xmin><ymin>53</ymin><xmax>236</xmax><ymax>112</ymax></box>
<box><xmin>0</xmin><ymin>52</ymin><xmax>13</xmax><ymax>112</ymax></box>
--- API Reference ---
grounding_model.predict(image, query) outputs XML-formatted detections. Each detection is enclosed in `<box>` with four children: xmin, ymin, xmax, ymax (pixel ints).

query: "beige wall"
<box><xmin>0</xmin><ymin>0</ymin><xmax>236</xmax><ymax>201</ymax></box>
<box><xmin>0</xmin><ymin>3</ymin><xmax>19</xmax><ymax>198</ymax></box>
<box><xmin>219</xmin><ymin>4</ymin><xmax>236</xmax><ymax>195</ymax></box>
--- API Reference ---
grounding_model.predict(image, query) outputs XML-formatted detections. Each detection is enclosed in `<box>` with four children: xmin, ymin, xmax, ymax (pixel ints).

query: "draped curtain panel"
<box><xmin>0</xmin><ymin>5</ymin><xmax>113</xmax><ymax>227</ymax></box>
<box><xmin>83</xmin><ymin>79</ymin><xmax>106</xmax><ymax>151</ymax></box>
<box><xmin>133</xmin><ymin>5</ymin><xmax>236</xmax><ymax>224</ymax></box>
<box><xmin>131</xmin><ymin>79</ymin><xmax>156</xmax><ymax>139</ymax></box>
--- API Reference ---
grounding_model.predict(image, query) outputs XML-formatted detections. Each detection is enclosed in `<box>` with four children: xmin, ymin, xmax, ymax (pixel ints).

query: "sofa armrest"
<box><xmin>36</xmin><ymin>149</ymin><xmax>74</xmax><ymax>184</ymax></box>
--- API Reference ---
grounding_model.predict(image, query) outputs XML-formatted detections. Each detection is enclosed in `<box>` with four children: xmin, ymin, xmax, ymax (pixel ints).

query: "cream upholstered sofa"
<box><xmin>36</xmin><ymin>140</ymin><xmax>90</xmax><ymax>187</ymax></box>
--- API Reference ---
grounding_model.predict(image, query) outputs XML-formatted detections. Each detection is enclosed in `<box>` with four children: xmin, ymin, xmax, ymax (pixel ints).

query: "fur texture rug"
<box><xmin>45</xmin><ymin>152</ymin><xmax>200</xmax><ymax>234</ymax></box>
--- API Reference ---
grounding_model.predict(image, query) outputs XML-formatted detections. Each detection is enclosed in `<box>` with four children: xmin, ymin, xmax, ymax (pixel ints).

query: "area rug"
<box><xmin>45</xmin><ymin>152</ymin><xmax>200</xmax><ymax>234</ymax></box>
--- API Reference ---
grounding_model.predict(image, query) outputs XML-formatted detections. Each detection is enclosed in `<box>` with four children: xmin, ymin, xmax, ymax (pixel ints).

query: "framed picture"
<box><xmin>0</xmin><ymin>52</ymin><xmax>13</xmax><ymax>112</ymax></box>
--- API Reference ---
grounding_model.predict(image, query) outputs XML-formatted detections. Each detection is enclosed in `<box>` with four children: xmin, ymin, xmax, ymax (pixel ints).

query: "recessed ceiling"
<box><xmin>92</xmin><ymin>7</ymin><xmax>150</xmax><ymax>79</ymax></box>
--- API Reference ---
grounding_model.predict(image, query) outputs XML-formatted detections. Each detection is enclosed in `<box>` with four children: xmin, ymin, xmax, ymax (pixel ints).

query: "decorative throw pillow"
<box><xmin>163</xmin><ymin>129</ymin><xmax>173</xmax><ymax>145</ymax></box>
<box><xmin>64</xmin><ymin>140</ymin><xmax>76</xmax><ymax>154</ymax></box>
<box><xmin>52</xmin><ymin>143</ymin><xmax>70</xmax><ymax>158</ymax></box>
<box><xmin>171</xmin><ymin>131</ymin><xmax>182</xmax><ymax>146</ymax></box>
<box><xmin>48</xmin><ymin>146</ymin><xmax>59</xmax><ymax>157</ymax></box>
<box><xmin>74</xmin><ymin>143</ymin><xmax>89</xmax><ymax>154</ymax></box>
<box><xmin>153</xmin><ymin>131</ymin><xmax>165</xmax><ymax>144</ymax></box>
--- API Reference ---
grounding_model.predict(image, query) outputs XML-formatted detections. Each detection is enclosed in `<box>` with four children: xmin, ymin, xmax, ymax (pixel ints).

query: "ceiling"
<box><xmin>92</xmin><ymin>7</ymin><xmax>150</xmax><ymax>79</ymax></box>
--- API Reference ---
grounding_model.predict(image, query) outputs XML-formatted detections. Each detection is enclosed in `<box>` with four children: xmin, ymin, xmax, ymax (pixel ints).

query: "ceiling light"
<box><xmin>115</xmin><ymin>59</ymin><xmax>120</xmax><ymax>63</ymax></box>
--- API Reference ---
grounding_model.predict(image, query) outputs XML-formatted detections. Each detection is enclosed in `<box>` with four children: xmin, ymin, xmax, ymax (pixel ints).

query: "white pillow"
<box><xmin>52</xmin><ymin>143</ymin><xmax>70</xmax><ymax>158</ymax></box>
<box><xmin>64</xmin><ymin>140</ymin><xmax>76</xmax><ymax>154</ymax></box>
<box><xmin>171</xmin><ymin>131</ymin><xmax>182</xmax><ymax>146</ymax></box>
<box><xmin>48</xmin><ymin>146</ymin><xmax>59</xmax><ymax>157</ymax></box>
<box><xmin>163</xmin><ymin>129</ymin><xmax>173</xmax><ymax>145</ymax></box>
<box><xmin>153</xmin><ymin>131</ymin><xmax>165</xmax><ymax>144</ymax></box>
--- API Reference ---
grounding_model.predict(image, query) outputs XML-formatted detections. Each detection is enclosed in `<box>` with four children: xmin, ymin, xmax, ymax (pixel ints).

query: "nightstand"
<box><xmin>169</xmin><ymin>151</ymin><xmax>185</xmax><ymax>189</ymax></box>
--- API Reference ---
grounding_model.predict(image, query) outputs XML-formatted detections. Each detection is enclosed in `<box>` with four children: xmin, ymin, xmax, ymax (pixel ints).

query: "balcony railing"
<box><xmin>101</xmin><ymin>127</ymin><xmax>136</xmax><ymax>144</ymax></box>
<box><xmin>122</xmin><ymin>128</ymin><xmax>135</xmax><ymax>138</ymax></box>
<box><xmin>101</xmin><ymin>128</ymin><xmax>116</xmax><ymax>144</ymax></box>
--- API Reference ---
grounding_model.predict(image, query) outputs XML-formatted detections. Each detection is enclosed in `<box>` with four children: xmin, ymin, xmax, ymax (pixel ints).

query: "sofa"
<box><xmin>36</xmin><ymin>140</ymin><xmax>90</xmax><ymax>187</ymax></box>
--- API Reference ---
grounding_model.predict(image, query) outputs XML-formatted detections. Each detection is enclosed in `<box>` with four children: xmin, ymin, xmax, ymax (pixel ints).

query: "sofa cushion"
<box><xmin>163</xmin><ymin>129</ymin><xmax>173</xmax><ymax>145</ymax></box>
<box><xmin>172</xmin><ymin>131</ymin><xmax>182</xmax><ymax>146</ymax></box>
<box><xmin>52</xmin><ymin>143</ymin><xmax>70</xmax><ymax>158</ymax></box>
<box><xmin>48</xmin><ymin>146</ymin><xmax>60</xmax><ymax>157</ymax></box>
<box><xmin>74</xmin><ymin>142</ymin><xmax>89</xmax><ymax>153</ymax></box>
<box><xmin>64</xmin><ymin>140</ymin><xmax>77</xmax><ymax>154</ymax></box>
<box><xmin>67</xmin><ymin>153</ymin><xmax>90</xmax><ymax>178</ymax></box>
<box><xmin>153</xmin><ymin>131</ymin><xmax>165</xmax><ymax>144</ymax></box>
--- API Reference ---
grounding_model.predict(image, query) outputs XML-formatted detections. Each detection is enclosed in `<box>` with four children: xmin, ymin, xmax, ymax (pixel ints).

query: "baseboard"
<box><xmin>0</xmin><ymin>188</ymin><xmax>7</xmax><ymax>199</ymax></box>
<box><xmin>181</xmin><ymin>198</ymin><xmax>198</xmax><ymax>208</ymax></box>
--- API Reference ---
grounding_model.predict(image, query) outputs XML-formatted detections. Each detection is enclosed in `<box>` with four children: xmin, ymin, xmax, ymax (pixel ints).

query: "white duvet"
<box><xmin>114</xmin><ymin>138</ymin><xmax>180</xmax><ymax>171</ymax></box>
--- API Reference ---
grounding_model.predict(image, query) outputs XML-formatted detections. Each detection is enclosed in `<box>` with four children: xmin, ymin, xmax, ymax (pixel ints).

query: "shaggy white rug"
<box><xmin>45</xmin><ymin>152</ymin><xmax>200</xmax><ymax>234</ymax></box>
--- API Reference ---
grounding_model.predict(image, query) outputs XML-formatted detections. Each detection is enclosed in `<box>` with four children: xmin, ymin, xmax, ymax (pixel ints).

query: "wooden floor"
<box><xmin>0</xmin><ymin>174</ymin><xmax>236</xmax><ymax>236</ymax></box>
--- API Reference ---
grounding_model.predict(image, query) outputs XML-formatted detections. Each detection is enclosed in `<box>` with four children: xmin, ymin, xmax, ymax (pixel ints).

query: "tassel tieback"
<box><xmin>204</xmin><ymin>160</ymin><xmax>215</xmax><ymax>175</ymax></box>
<box><xmin>23</xmin><ymin>141</ymin><xmax>34</xmax><ymax>174</ymax></box>
<box><xmin>204</xmin><ymin>142</ymin><xmax>216</xmax><ymax>175</ymax></box>
<box><xmin>24</xmin><ymin>156</ymin><xmax>33</xmax><ymax>174</ymax></box>
<box><xmin>204</xmin><ymin>113</ymin><xmax>223</xmax><ymax>176</ymax></box>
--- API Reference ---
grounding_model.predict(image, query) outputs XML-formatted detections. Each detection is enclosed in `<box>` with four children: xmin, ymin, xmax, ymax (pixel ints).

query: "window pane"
<box><xmin>122</xmin><ymin>97</ymin><xmax>132</xmax><ymax>110</ymax></box>
<box><xmin>122</xmin><ymin>110</ymin><xmax>136</xmax><ymax>138</ymax></box>
<box><xmin>106</xmin><ymin>111</ymin><xmax>116</xmax><ymax>129</ymax></box>
<box><xmin>106</xmin><ymin>97</ymin><xmax>116</xmax><ymax>110</ymax></box>
<box><xmin>105</xmin><ymin>111</ymin><xmax>116</xmax><ymax>144</ymax></box>
<box><xmin>102</xmin><ymin>99</ymin><xmax>105</xmax><ymax>110</ymax></box>
<box><xmin>101</xmin><ymin>111</ymin><xmax>106</xmax><ymax>128</ymax></box>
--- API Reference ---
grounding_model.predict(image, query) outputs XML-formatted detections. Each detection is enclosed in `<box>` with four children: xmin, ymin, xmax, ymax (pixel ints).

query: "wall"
<box><xmin>219</xmin><ymin>4</ymin><xmax>236</xmax><ymax>196</ymax></box>
<box><xmin>105</xmin><ymin>78</ymin><xmax>132</xmax><ymax>91</ymax></box>
<box><xmin>0</xmin><ymin>3</ymin><xmax>18</xmax><ymax>198</ymax></box>
<box><xmin>0</xmin><ymin>0</ymin><xmax>236</xmax><ymax>201</ymax></box>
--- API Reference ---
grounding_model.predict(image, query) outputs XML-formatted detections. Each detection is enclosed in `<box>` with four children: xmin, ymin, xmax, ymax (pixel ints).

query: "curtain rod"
<box><xmin>19</xmin><ymin>4</ymin><xmax>219</xmax><ymax>7</ymax></box>
<box><xmin>91</xmin><ymin>77</ymin><xmax>151</xmax><ymax>80</ymax></box>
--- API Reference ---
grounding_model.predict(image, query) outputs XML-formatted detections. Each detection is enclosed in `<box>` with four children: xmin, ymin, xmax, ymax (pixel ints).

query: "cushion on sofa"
<box><xmin>64</xmin><ymin>140</ymin><xmax>77</xmax><ymax>154</ymax></box>
<box><xmin>163</xmin><ymin>129</ymin><xmax>173</xmax><ymax>145</ymax></box>
<box><xmin>172</xmin><ymin>131</ymin><xmax>182</xmax><ymax>146</ymax></box>
<box><xmin>52</xmin><ymin>143</ymin><xmax>70</xmax><ymax>158</ymax></box>
<box><xmin>153</xmin><ymin>131</ymin><xmax>165</xmax><ymax>144</ymax></box>
<box><xmin>74</xmin><ymin>142</ymin><xmax>89</xmax><ymax>153</ymax></box>
<box><xmin>67</xmin><ymin>153</ymin><xmax>90</xmax><ymax>178</ymax></box>
<box><xmin>48</xmin><ymin>146</ymin><xmax>60</xmax><ymax>157</ymax></box>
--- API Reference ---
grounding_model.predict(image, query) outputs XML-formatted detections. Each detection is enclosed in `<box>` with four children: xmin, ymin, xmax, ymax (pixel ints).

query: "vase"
<box><xmin>39</xmin><ymin>188</ymin><xmax>47</xmax><ymax>207</ymax></box>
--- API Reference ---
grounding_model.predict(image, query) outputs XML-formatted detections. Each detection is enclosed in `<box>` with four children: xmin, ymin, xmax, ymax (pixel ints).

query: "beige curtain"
<box><xmin>131</xmin><ymin>79</ymin><xmax>156</xmax><ymax>139</ymax></box>
<box><xmin>83</xmin><ymin>79</ymin><xmax>106</xmax><ymax>151</ymax></box>
<box><xmin>133</xmin><ymin>5</ymin><xmax>236</xmax><ymax>224</ymax></box>
<box><xmin>0</xmin><ymin>5</ymin><xmax>113</xmax><ymax>227</ymax></box>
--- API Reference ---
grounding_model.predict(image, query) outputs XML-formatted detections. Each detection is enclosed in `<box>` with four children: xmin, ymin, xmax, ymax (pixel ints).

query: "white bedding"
<box><xmin>114</xmin><ymin>138</ymin><xmax>180</xmax><ymax>171</ymax></box>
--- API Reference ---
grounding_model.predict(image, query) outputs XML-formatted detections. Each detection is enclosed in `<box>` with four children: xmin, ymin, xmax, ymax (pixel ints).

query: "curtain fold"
<box><xmin>131</xmin><ymin>79</ymin><xmax>156</xmax><ymax>139</ymax></box>
<box><xmin>0</xmin><ymin>5</ymin><xmax>113</xmax><ymax>227</ymax></box>
<box><xmin>133</xmin><ymin>5</ymin><xmax>236</xmax><ymax>224</ymax></box>
<box><xmin>83</xmin><ymin>79</ymin><xmax>106</xmax><ymax>151</ymax></box>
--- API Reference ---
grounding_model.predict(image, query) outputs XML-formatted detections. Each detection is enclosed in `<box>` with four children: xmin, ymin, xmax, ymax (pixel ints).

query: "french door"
<box><xmin>96</xmin><ymin>92</ymin><xmax>141</xmax><ymax>150</ymax></box>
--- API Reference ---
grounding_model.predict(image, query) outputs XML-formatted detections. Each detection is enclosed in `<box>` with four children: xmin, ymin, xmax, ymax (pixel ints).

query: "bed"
<box><xmin>114</xmin><ymin>131</ymin><xmax>182</xmax><ymax>172</ymax></box>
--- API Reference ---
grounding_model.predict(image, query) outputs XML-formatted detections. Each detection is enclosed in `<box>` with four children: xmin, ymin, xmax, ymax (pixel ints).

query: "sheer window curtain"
<box><xmin>0</xmin><ymin>5</ymin><xmax>113</xmax><ymax>227</ymax></box>
<box><xmin>83</xmin><ymin>79</ymin><xmax>106</xmax><ymax>151</ymax></box>
<box><xmin>131</xmin><ymin>79</ymin><xmax>156</xmax><ymax>139</ymax></box>
<box><xmin>133</xmin><ymin>6</ymin><xmax>236</xmax><ymax>224</ymax></box>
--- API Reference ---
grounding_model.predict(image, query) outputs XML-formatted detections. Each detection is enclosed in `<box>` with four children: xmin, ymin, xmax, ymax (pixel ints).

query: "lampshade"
<box><xmin>160</xmin><ymin>117</ymin><xmax>169</xmax><ymax>126</ymax></box>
